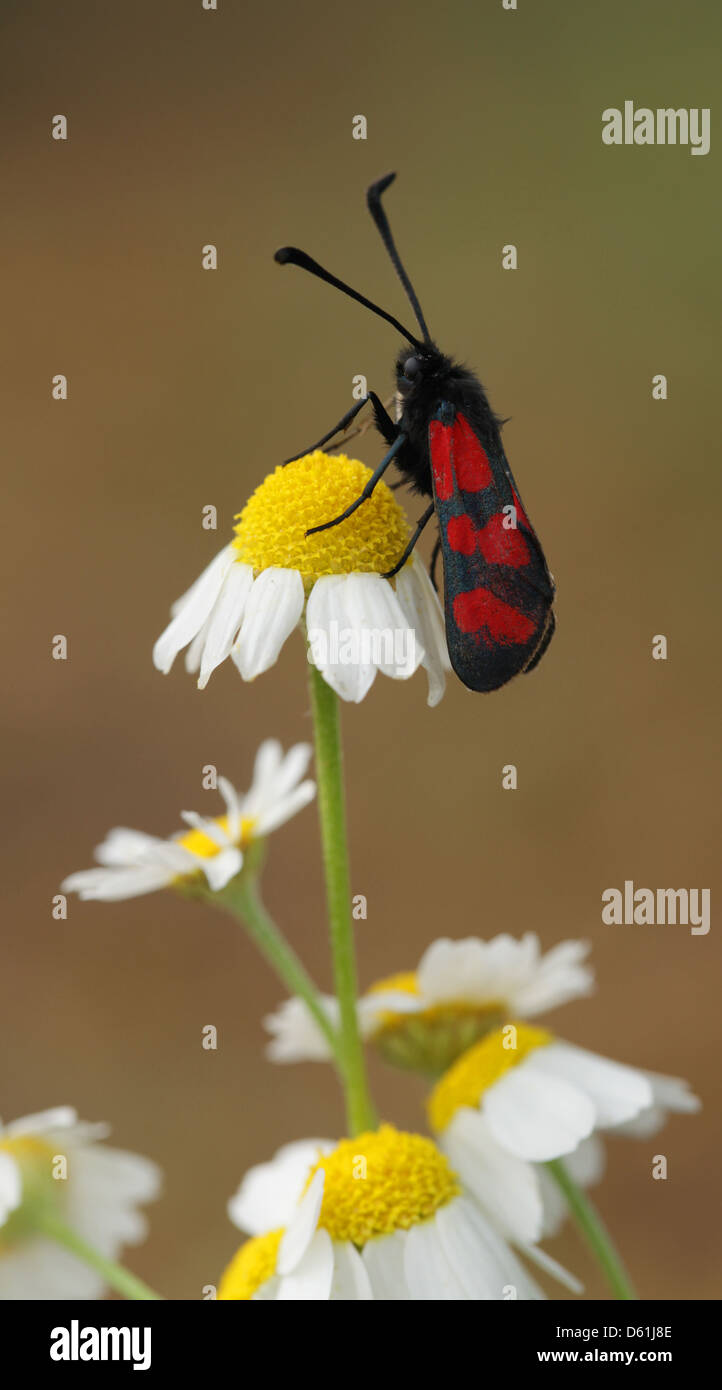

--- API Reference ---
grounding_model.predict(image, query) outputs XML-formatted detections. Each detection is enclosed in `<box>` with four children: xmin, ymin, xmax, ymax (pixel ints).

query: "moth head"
<box><xmin>396</xmin><ymin>349</ymin><xmax>424</xmax><ymax>396</ymax></box>
<box><xmin>395</xmin><ymin>345</ymin><xmax>442</xmax><ymax>398</ymax></box>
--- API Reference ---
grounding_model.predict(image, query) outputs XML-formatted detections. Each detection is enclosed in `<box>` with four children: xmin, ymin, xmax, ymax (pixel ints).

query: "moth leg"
<box><xmin>429</xmin><ymin>535</ymin><xmax>442</xmax><ymax>592</ymax></box>
<box><xmin>367</xmin><ymin>393</ymin><xmax>397</xmax><ymax>445</ymax></box>
<box><xmin>331</xmin><ymin>392</ymin><xmax>397</xmax><ymax>451</ymax></box>
<box><xmin>382</xmin><ymin>502</ymin><xmax>435</xmax><ymax>579</ymax></box>
<box><xmin>305</xmin><ymin>433</ymin><xmax>407</xmax><ymax>537</ymax></box>
<box><xmin>284</xmin><ymin>391</ymin><xmax>394</xmax><ymax>464</ymax></box>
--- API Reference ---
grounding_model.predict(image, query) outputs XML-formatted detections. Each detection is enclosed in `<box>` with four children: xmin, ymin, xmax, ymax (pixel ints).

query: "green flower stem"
<box><xmin>308</xmin><ymin>664</ymin><xmax>377</xmax><ymax>1135</ymax></box>
<box><xmin>546</xmin><ymin>1158</ymin><xmax>637</xmax><ymax>1300</ymax></box>
<box><xmin>213</xmin><ymin>872</ymin><xmax>342</xmax><ymax>1068</ymax></box>
<box><xmin>36</xmin><ymin>1212</ymin><xmax>161</xmax><ymax>1300</ymax></box>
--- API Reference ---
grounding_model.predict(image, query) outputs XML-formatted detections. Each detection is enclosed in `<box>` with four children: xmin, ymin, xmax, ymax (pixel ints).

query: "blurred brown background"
<box><xmin>2</xmin><ymin>0</ymin><xmax>720</xmax><ymax>1299</ymax></box>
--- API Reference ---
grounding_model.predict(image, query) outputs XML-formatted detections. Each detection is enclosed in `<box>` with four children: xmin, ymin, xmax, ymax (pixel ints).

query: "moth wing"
<box><xmin>428</xmin><ymin>411</ymin><xmax>554</xmax><ymax>692</ymax></box>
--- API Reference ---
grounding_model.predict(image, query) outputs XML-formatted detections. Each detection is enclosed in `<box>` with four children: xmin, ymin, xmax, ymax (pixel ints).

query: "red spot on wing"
<box><xmin>453</xmin><ymin>588</ymin><xmax>536</xmax><ymax>646</ymax></box>
<box><xmin>430</xmin><ymin>414</ymin><xmax>493</xmax><ymax>500</ymax></box>
<box><xmin>453</xmin><ymin>415</ymin><xmax>493</xmax><ymax>491</ymax></box>
<box><xmin>446</xmin><ymin>514</ymin><xmax>477</xmax><ymax>554</ymax></box>
<box><xmin>446</xmin><ymin>512</ymin><xmax>530</xmax><ymax>567</ymax></box>
<box><xmin>477</xmin><ymin>513</ymin><xmax>530</xmax><ymax>567</ymax></box>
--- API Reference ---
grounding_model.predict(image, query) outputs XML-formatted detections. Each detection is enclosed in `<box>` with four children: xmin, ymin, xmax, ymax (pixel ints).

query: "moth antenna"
<box><xmin>274</xmin><ymin>247</ymin><xmax>422</xmax><ymax>348</ymax></box>
<box><xmin>367</xmin><ymin>173</ymin><xmax>431</xmax><ymax>344</ymax></box>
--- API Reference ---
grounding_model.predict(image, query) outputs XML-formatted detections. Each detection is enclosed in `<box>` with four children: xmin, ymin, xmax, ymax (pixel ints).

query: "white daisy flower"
<box><xmin>0</xmin><ymin>1107</ymin><xmax>160</xmax><ymax>1300</ymax></box>
<box><xmin>153</xmin><ymin>452</ymin><xmax>449</xmax><ymax>706</ymax></box>
<box><xmin>427</xmin><ymin>1025</ymin><xmax>699</xmax><ymax>1247</ymax></box>
<box><xmin>264</xmin><ymin>933</ymin><xmax>594</xmax><ymax>1072</ymax></box>
<box><xmin>62</xmin><ymin>739</ymin><xmax>315</xmax><ymax>903</ymax></box>
<box><xmin>219</xmin><ymin>1126</ymin><xmax>579</xmax><ymax>1301</ymax></box>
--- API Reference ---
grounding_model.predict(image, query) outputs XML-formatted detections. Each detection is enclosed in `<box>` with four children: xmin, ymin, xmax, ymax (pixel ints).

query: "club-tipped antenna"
<box><xmin>367</xmin><ymin>173</ymin><xmax>431</xmax><ymax>344</ymax></box>
<box><xmin>274</xmin><ymin>247</ymin><xmax>422</xmax><ymax>348</ymax></box>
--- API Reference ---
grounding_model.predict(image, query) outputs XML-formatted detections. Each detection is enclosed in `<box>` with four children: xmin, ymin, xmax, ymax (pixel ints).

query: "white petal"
<box><xmin>153</xmin><ymin>546</ymin><xmax>235</xmax><ymax>674</ymax></box>
<box><xmin>0</xmin><ymin>1155</ymin><xmax>22</xmax><ymax>1226</ymax></box>
<box><xmin>249</xmin><ymin>739</ymin><xmax>283</xmax><ymax>792</ymax></box>
<box><xmin>276</xmin><ymin>1228</ymin><xmax>334</xmax><ymax>1301</ymax></box>
<box><xmin>217</xmin><ymin>776</ymin><xmax>243</xmax><ymax>843</ymax></box>
<box><xmin>343</xmin><ymin>572</ymin><xmax>423</xmax><ymax>680</ymax></box>
<box><xmin>242</xmin><ymin>742</ymin><xmax>314</xmax><ymax>823</ymax></box>
<box><xmin>415</xmin><ymin>933</ymin><xmax>544</xmax><ymax>1009</ymax></box>
<box><xmin>232</xmin><ymin>568</ymin><xmax>304</xmax><ymax>680</ymax></box>
<box><xmin>434</xmin><ymin>1198</ymin><xmax>519</xmax><ymax>1299</ymax></box>
<box><xmin>169</xmin><ymin>543</ymin><xmax>235</xmax><ymax>616</ymax></box>
<box><xmin>184</xmin><ymin>615</ymin><xmax>212</xmax><ymax>674</ymax></box>
<box><xmin>229</xmin><ymin>1140</ymin><xmax>333</xmax><ymax>1236</ymax></box>
<box><xmin>566</xmin><ymin>1132</ymin><xmax>607</xmax><ymax>1187</ymax></box>
<box><xmin>267</xmin><ymin>743</ymin><xmax>312</xmax><ymax>800</ymax></box>
<box><xmin>521</xmin><ymin>1241</ymin><xmax>583</xmax><ymax>1294</ymax></box>
<box><xmin>263</xmin><ymin>996</ymin><xmax>339</xmax><ymax>1063</ymax></box>
<box><xmin>61</xmin><ymin>865</ymin><xmax>173</xmax><ymax>901</ymax></box>
<box><xmin>362</xmin><ymin>1230</ymin><xmax>411</xmax><ymax>1300</ymax></box>
<box><xmin>93</xmin><ymin>828</ymin><xmax>163</xmax><ymax>867</ymax></box>
<box><xmin>5</xmin><ymin>1107</ymin><xmax>78</xmax><ymax>1137</ymax></box>
<box><xmin>145</xmin><ymin>840</ymin><xmax>200</xmax><ymax>876</ymax></box>
<box><xmin>442</xmin><ymin>1107</ymin><xmax>543</xmax><ymax>1243</ymax></box>
<box><xmin>70</xmin><ymin>1146</ymin><xmax>162</xmax><ymax>1220</ymax></box>
<box><xmin>530</xmin><ymin>1043</ymin><xmax>653</xmax><ymax>1128</ymax></box>
<box><xmin>394</xmin><ymin>554</ymin><xmax>450</xmax><ymax>706</ymax></box>
<box><xmin>277</xmin><ymin>1168</ymin><xmax>324</xmax><ymax>1276</ymax></box>
<box><xmin>330</xmin><ymin>1241</ymin><xmax>373</xmax><ymax>1300</ymax></box>
<box><xmin>644</xmin><ymin>1069</ymin><xmax>701</xmax><ymax>1115</ymax></box>
<box><xmin>615</xmin><ymin>1069</ymin><xmax>701</xmax><ymax>1136</ymax></box>
<box><xmin>434</xmin><ymin>1200</ymin><xmax>505</xmax><ymax>1299</ymax></box>
<box><xmin>404</xmin><ymin>1217</ymin><xmax>468</xmax><ymax>1299</ymax></box>
<box><xmin>441</xmin><ymin>1197</ymin><xmax>546</xmax><ymax>1300</ymax></box>
<box><xmin>197</xmin><ymin>563</ymin><xmax>254</xmax><ymax>689</ymax></box>
<box><xmin>484</xmin><ymin>1065</ymin><xmax>596</xmax><ymax>1161</ymax></box>
<box><xmin>306</xmin><ymin>575</ymin><xmax>376</xmax><ymax>703</ymax></box>
<box><xmin>509</xmin><ymin>939</ymin><xmax>594</xmax><ymax>1016</ymax></box>
<box><xmin>199</xmin><ymin>847</ymin><xmax>242</xmax><ymax>891</ymax></box>
<box><xmin>253</xmin><ymin>781</ymin><xmax>316</xmax><ymax>837</ymax></box>
<box><xmin>416</xmin><ymin>937</ymin><xmax>498</xmax><ymax>1007</ymax></box>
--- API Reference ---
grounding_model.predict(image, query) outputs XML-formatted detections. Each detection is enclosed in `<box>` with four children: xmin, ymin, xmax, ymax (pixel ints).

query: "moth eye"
<box><xmin>403</xmin><ymin>356</ymin><xmax>421</xmax><ymax>381</ymax></box>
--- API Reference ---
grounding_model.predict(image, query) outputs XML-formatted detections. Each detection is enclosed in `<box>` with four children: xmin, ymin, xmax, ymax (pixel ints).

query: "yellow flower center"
<box><xmin>366</xmin><ymin>972</ymin><xmax>507</xmax><ymax>1075</ymax></box>
<box><xmin>232</xmin><ymin>452</ymin><xmax>409</xmax><ymax>584</ymax></box>
<box><xmin>218</xmin><ymin>1229</ymin><xmax>283</xmax><ymax>1301</ymax></box>
<box><xmin>309</xmin><ymin>1125</ymin><xmax>460</xmax><ymax>1244</ymax></box>
<box><xmin>0</xmin><ymin>1135</ymin><xmax>50</xmax><ymax>1162</ymax></box>
<box><xmin>175</xmin><ymin>815</ymin><xmax>256</xmax><ymax>859</ymax></box>
<box><xmin>427</xmin><ymin>1023</ymin><xmax>552</xmax><ymax>1132</ymax></box>
<box><xmin>368</xmin><ymin>970</ymin><xmax>504</xmax><ymax>1034</ymax></box>
<box><xmin>369</xmin><ymin>971</ymin><xmax>419</xmax><ymax>999</ymax></box>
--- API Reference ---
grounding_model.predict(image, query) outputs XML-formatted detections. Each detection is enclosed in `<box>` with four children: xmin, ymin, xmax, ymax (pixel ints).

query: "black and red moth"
<box><xmin>275</xmin><ymin>172</ymin><xmax>555</xmax><ymax>693</ymax></box>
